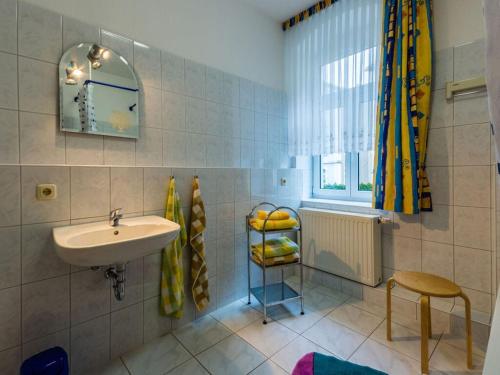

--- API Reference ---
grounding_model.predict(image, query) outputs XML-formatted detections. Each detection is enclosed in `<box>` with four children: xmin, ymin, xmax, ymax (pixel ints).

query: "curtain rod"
<box><xmin>282</xmin><ymin>0</ymin><xmax>339</xmax><ymax>31</ymax></box>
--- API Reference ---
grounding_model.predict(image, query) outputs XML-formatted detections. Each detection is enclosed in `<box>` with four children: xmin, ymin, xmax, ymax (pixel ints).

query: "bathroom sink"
<box><xmin>53</xmin><ymin>215</ymin><xmax>180</xmax><ymax>267</ymax></box>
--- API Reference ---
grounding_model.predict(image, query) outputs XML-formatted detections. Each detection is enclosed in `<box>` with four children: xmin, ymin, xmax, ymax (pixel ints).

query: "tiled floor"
<box><xmin>98</xmin><ymin>278</ymin><xmax>485</xmax><ymax>375</ymax></box>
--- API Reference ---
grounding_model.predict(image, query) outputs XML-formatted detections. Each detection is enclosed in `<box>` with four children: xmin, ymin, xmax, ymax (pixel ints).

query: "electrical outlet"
<box><xmin>280</xmin><ymin>177</ymin><xmax>287</xmax><ymax>186</ymax></box>
<box><xmin>36</xmin><ymin>184</ymin><xmax>57</xmax><ymax>200</ymax></box>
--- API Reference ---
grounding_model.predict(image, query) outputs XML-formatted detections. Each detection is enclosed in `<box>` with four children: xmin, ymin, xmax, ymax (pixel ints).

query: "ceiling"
<box><xmin>241</xmin><ymin>0</ymin><xmax>318</xmax><ymax>22</ymax></box>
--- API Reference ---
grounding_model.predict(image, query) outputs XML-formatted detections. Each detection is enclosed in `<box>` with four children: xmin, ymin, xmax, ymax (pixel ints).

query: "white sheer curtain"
<box><xmin>285</xmin><ymin>0</ymin><xmax>382</xmax><ymax>156</ymax></box>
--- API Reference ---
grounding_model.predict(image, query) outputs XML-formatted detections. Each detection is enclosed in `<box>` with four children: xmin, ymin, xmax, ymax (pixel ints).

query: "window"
<box><xmin>313</xmin><ymin>150</ymin><xmax>374</xmax><ymax>201</ymax></box>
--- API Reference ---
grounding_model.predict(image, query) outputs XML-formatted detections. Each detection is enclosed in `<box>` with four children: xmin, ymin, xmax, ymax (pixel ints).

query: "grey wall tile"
<box><xmin>223</xmin><ymin>74</ymin><xmax>239</xmax><ymax>107</ymax></box>
<box><xmin>206</xmin><ymin>67</ymin><xmax>223</xmax><ymax>103</ymax></box>
<box><xmin>0</xmin><ymin>51</ymin><xmax>18</xmax><ymax>110</ymax></box>
<box><xmin>421</xmin><ymin>241</ymin><xmax>453</xmax><ymax>281</ymax></box>
<box><xmin>21</xmin><ymin>221</ymin><xmax>70</xmax><ymax>284</ymax></box>
<box><xmin>222</xmin><ymin>106</ymin><xmax>240</xmax><ymax>138</ymax></box>
<box><xmin>110</xmin><ymin>303</ymin><xmax>144</xmax><ymax>358</ymax></box>
<box><xmin>216</xmin><ymin>169</ymin><xmax>235</xmax><ymax>204</ymax></box>
<box><xmin>71</xmin><ymin>315</ymin><xmax>111</xmax><ymax>375</ymax></box>
<box><xmin>426</xmin><ymin>167</ymin><xmax>452</xmax><ymax>205</ymax></box>
<box><xmin>163</xmin><ymin>91</ymin><xmax>186</xmax><ymax>131</ymax></box>
<box><xmin>110</xmin><ymin>167</ymin><xmax>143</xmax><ymax>214</ymax></box>
<box><xmin>0</xmin><ymin>0</ymin><xmax>17</xmax><ymax>54</ymax></box>
<box><xmin>143</xmin><ymin>253</ymin><xmax>161</xmax><ymax>299</ymax></box>
<box><xmin>71</xmin><ymin>269</ymin><xmax>110</xmax><ymax>325</ymax></box>
<box><xmin>163</xmin><ymin>130</ymin><xmax>187</xmax><ymax>167</ymax></box>
<box><xmin>205</xmin><ymin>102</ymin><xmax>223</xmax><ymax>136</ymax></box>
<box><xmin>22</xmin><ymin>275</ymin><xmax>70</xmax><ymax>342</ymax></box>
<box><xmin>254</xmin><ymin>112</ymin><xmax>268</xmax><ymax>142</ymax></box>
<box><xmin>162</xmin><ymin>51</ymin><xmax>185</xmax><ymax>94</ymax></box>
<box><xmin>0</xmin><ymin>227</ymin><xmax>20</xmax><ymax>289</ymax></box>
<box><xmin>18</xmin><ymin>57</ymin><xmax>57</xmax><ymax>114</ymax></box>
<box><xmin>21</xmin><ymin>166</ymin><xmax>70</xmax><ymax>224</ymax></box>
<box><xmin>140</xmin><ymin>86</ymin><xmax>162</xmax><ymax>128</ymax></box>
<box><xmin>430</xmin><ymin>89</ymin><xmax>453</xmax><ymax>129</ymax></box>
<box><xmin>62</xmin><ymin>17</ymin><xmax>99</xmax><ymax>51</ymax></box>
<box><xmin>0</xmin><ymin>108</ymin><xmax>18</xmax><ymax>164</ymax></box>
<box><xmin>186</xmin><ymin>97</ymin><xmax>205</xmax><ymax>134</ymax></box>
<box><xmin>136</xmin><ymin>127</ymin><xmax>163</xmax><ymax>166</ymax></box>
<box><xmin>65</xmin><ymin>133</ymin><xmax>104</xmax><ymax>165</ymax></box>
<box><xmin>20</xmin><ymin>112</ymin><xmax>65</xmax><ymax>164</ymax></box>
<box><xmin>254</xmin><ymin>84</ymin><xmax>268</xmax><ymax>113</ymax></box>
<box><xmin>18</xmin><ymin>2</ymin><xmax>62</xmax><ymax>63</ymax></box>
<box><xmin>453</xmin><ymin>123</ymin><xmax>490</xmax><ymax>166</ymax></box>
<box><xmin>143</xmin><ymin>297</ymin><xmax>172</xmax><ymax>342</ymax></box>
<box><xmin>143</xmin><ymin>167</ymin><xmax>171</xmax><ymax>211</ymax></box>
<box><xmin>186</xmin><ymin>133</ymin><xmax>207</xmax><ymax>167</ymax></box>
<box><xmin>453</xmin><ymin>166</ymin><xmax>490</xmax><ymax>207</ymax></box>
<box><xmin>240</xmin><ymin>139</ymin><xmax>254</xmax><ymax>168</ymax></box>
<box><xmin>454</xmin><ymin>246</ymin><xmax>491</xmax><ymax>293</ymax></box>
<box><xmin>433</xmin><ymin>48</ymin><xmax>453</xmax><ymax>90</ymax></box>
<box><xmin>70</xmin><ymin>166</ymin><xmax>110</xmax><ymax>219</ymax></box>
<box><xmin>224</xmin><ymin>138</ymin><xmax>240</xmax><ymax>168</ymax></box>
<box><xmin>454</xmin><ymin>206</ymin><xmax>491</xmax><ymax>250</ymax></box>
<box><xmin>240</xmin><ymin>108</ymin><xmax>254</xmax><ymax>140</ymax></box>
<box><xmin>454</xmin><ymin>39</ymin><xmax>485</xmax><ymax>81</ymax></box>
<box><xmin>426</xmin><ymin>127</ymin><xmax>453</xmax><ymax>166</ymax></box>
<box><xmin>0</xmin><ymin>166</ymin><xmax>21</xmax><ymax>227</ymax></box>
<box><xmin>453</xmin><ymin>94</ymin><xmax>490</xmax><ymax>126</ymax></box>
<box><xmin>101</xmin><ymin>30</ymin><xmax>133</xmax><ymax>64</ymax></box>
<box><xmin>239</xmin><ymin>78</ymin><xmax>254</xmax><ymax>110</ymax></box>
<box><xmin>134</xmin><ymin>42</ymin><xmax>161</xmax><ymax>89</ymax></box>
<box><xmin>421</xmin><ymin>204</ymin><xmax>453</xmax><ymax>245</ymax></box>
<box><xmin>22</xmin><ymin>329</ymin><xmax>69</xmax><ymax>361</ymax></box>
<box><xmin>205</xmin><ymin>135</ymin><xmax>224</xmax><ymax>167</ymax></box>
<box><xmin>0</xmin><ymin>347</ymin><xmax>21</xmax><ymax>375</ymax></box>
<box><xmin>103</xmin><ymin>137</ymin><xmax>136</xmax><ymax>166</ymax></box>
<box><xmin>185</xmin><ymin>60</ymin><xmax>205</xmax><ymax>99</ymax></box>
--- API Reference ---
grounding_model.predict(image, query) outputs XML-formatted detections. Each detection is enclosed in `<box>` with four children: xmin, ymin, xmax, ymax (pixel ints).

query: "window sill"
<box><xmin>301</xmin><ymin>197</ymin><xmax>384</xmax><ymax>215</ymax></box>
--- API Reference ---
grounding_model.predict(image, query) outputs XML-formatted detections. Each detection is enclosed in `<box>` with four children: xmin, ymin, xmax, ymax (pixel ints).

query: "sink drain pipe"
<box><xmin>104</xmin><ymin>264</ymin><xmax>126</xmax><ymax>301</ymax></box>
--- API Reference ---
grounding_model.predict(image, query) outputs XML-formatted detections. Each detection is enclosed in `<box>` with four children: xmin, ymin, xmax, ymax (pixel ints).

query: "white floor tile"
<box><xmin>96</xmin><ymin>359</ymin><xmax>130</xmax><ymax>375</ymax></box>
<box><xmin>350</xmin><ymin>338</ymin><xmax>421</xmax><ymax>375</ymax></box>
<box><xmin>250</xmin><ymin>360</ymin><xmax>288</xmax><ymax>375</ymax></box>
<box><xmin>370</xmin><ymin>320</ymin><xmax>439</xmax><ymax>362</ymax></box>
<box><xmin>173</xmin><ymin>315</ymin><xmax>232</xmax><ymax>355</ymax></box>
<box><xmin>267</xmin><ymin>301</ymin><xmax>323</xmax><ymax>334</ymax></box>
<box><xmin>271</xmin><ymin>335</ymin><xmax>333</xmax><ymax>373</ymax></box>
<box><xmin>237</xmin><ymin>319</ymin><xmax>298</xmax><ymax>357</ymax></box>
<box><xmin>302</xmin><ymin>318</ymin><xmax>366</xmax><ymax>360</ymax></box>
<box><xmin>347</xmin><ymin>297</ymin><xmax>387</xmax><ymax>318</ymax></box>
<box><xmin>211</xmin><ymin>300</ymin><xmax>262</xmax><ymax>332</ymax></box>
<box><xmin>166</xmin><ymin>358</ymin><xmax>208</xmax><ymax>375</ymax></box>
<box><xmin>303</xmin><ymin>289</ymin><xmax>345</xmax><ymax>316</ymax></box>
<box><xmin>429</xmin><ymin>341</ymin><xmax>484</xmax><ymax>374</ymax></box>
<box><xmin>327</xmin><ymin>304</ymin><xmax>384</xmax><ymax>336</ymax></box>
<box><xmin>122</xmin><ymin>334</ymin><xmax>191</xmax><ymax>375</ymax></box>
<box><xmin>197</xmin><ymin>334</ymin><xmax>266</xmax><ymax>375</ymax></box>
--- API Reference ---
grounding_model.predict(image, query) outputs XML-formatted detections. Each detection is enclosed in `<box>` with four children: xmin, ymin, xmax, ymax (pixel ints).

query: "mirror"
<box><xmin>59</xmin><ymin>43</ymin><xmax>139</xmax><ymax>138</ymax></box>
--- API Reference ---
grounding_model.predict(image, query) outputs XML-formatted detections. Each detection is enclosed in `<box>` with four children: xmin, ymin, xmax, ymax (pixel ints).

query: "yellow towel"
<box><xmin>190</xmin><ymin>176</ymin><xmax>210</xmax><ymax>312</ymax></box>
<box><xmin>160</xmin><ymin>177</ymin><xmax>187</xmax><ymax>318</ymax></box>
<box><xmin>257</xmin><ymin>210</ymin><xmax>290</xmax><ymax>220</ymax></box>
<box><xmin>250</xmin><ymin>217</ymin><xmax>298</xmax><ymax>231</ymax></box>
<box><xmin>251</xmin><ymin>237</ymin><xmax>298</xmax><ymax>258</ymax></box>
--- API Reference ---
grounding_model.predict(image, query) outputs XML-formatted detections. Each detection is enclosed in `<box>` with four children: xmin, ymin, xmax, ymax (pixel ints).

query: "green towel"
<box><xmin>250</xmin><ymin>237</ymin><xmax>298</xmax><ymax>258</ymax></box>
<box><xmin>160</xmin><ymin>177</ymin><xmax>187</xmax><ymax>318</ymax></box>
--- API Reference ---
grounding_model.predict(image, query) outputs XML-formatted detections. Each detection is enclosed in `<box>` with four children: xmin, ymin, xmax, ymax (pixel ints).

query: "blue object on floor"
<box><xmin>20</xmin><ymin>347</ymin><xmax>69</xmax><ymax>375</ymax></box>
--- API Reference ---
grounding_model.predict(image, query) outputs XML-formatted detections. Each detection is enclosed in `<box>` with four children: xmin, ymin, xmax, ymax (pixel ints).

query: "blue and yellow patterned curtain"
<box><xmin>373</xmin><ymin>0</ymin><xmax>433</xmax><ymax>214</ymax></box>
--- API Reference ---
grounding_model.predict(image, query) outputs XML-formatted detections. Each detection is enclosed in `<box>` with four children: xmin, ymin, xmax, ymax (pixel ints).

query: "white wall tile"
<box><xmin>21</xmin><ymin>166</ymin><xmax>70</xmax><ymax>224</ymax></box>
<box><xmin>223</xmin><ymin>74</ymin><xmax>239</xmax><ymax>107</ymax></box>
<box><xmin>224</xmin><ymin>138</ymin><xmax>240</xmax><ymax>168</ymax></box>
<box><xmin>454</xmin><ymin>39</ymin><xmax>485</xmax><ymax>82</ymax></box>
<box><xmin>71</xmin><ymin>315</ymin><xmax>111</xmax><ymax>375</ymax></box>
<box><xmin>455</xmin><ymin>287</ymin><xmax>492</xmax><ymax>314</ymax></box>
<box><xmin>162</xmin><ymin>91</ymin><xmax>186</xmax><ymax>131</ymax></box>
<box><xmin>205</xmin><ymin>101</ymin><xmax>223</xmax><ymax>136</ymax></box>
<box><xmin>185</xmin><ymin>60</ymin><xmax>205</xmax><ymax>99</ymax></box>
<box><xmin>22</xmin><ymin>329</ymin><xmax>69</xmax><ymax>361</ymax></box>
<box><xmin>71</xmin><ymin>269</ymin><xmax>110</xmax><ymax>325</ymax></box>
<box><xmin>433</xmin><ymin>48</ymin><xmax>453</xmax><ymax>90</ymax></box>
<box><xmin>453</xmin><ymin>166</ymin><xmax>490</xmax><ymax>207</ymax></box>
<box><xmin>216</xmin><ymin>169</ymin><xmax>235</xmax><ymax>204</ymax></box>
<box><xmin>0</xmin><ymin>166</ymin><xmax>21</xmax><ymax>227</ymax></box>
<box><xmin>136</xmin><ymin>127</ymin><xmax>163</xmax><ymax>166</ymax></box>
<box><xmin>240</xmin><ymin>139</ymin><xmax>254</xmax><ymax>168</ymax></box>
<box><xmin>0</xmin><ymin>227</ymin><xmax>20</xmax><ymax>289</ymax></box>
<box><xmin>0</xmin><ymin>0</ymin><xmax>17</xmax><ymax>54</ymax></box>
<box><xmin>110</xmin><ymin>167</ymin><xmax>143</xmax><ymax>214</ymax></box>
<box><xmin>421</xmin><ymin>241</ymin><xmax>454</xmax><ymax>280</ymax></box>
<box><xmin>0</xmin><ymin>51</ymin><xmax>18</xmax><ymax>110</ymax></box>
<box><xmin>22</xmin><ymin>275</ymin><xmax>70</xmax><ymax>342</ymax></box>
<box><xmin>133</xmin><ymin>42</ymin><xmax>161</xmax><ymax>89</ymax></box>
<box><xmin>163</xmin><ymin>130</ymin><xmax>187</xmax><ymax>167</ymax></box>
<box><xmin>454</xmin><ymin>246</ymin><xmax>491</xmax><ymax>293</ymax></box>
<box><xmin>18</xmin><ymin>57</ymin><xmax>57</xmax><ymax>114</ymax></box>
<box><xmin>18</xmin><ymin>2</ymin><xmax>62</xmax><ymax>63</ymax></box>
<box><xmin>143</xmin><ymin>296</ymin><xmax>172</xmax><ymax>342</ymax></box>
<box><xmin>222</xmin><ymin>105</ymin><xmax>240</xmax><ymax>138</ymax></box>
<box><xmin>453</xmin><ymin>123</ymin><xmax>491</xmax><ymax>166</ymax></box>
<box><xmin>186</xmin><ymin>133</ymin><xmax>207</xmax><ymax>167</ymax></box>
<box><xmin>66</xmin><ymin>133</ymin><xmax>104</xmax><ymax>165</ymax></box>
<box><xmin>240</xmin><ymin>78</ymin><xmax>254</xmax><ymax>110</ymax></box>
<box><xmin>186</xmin><ymin>97</ymin><xmax>205</xmax><ymax>134</ymax></box>
<box><xmin>205</xmin><ymin>135</ymin><xmax>224</xmax><ymax>168</ymax></box>
<box><xmin>206</xmin><ymin>67</ymin><xmax>224</xmax><ymax>103</ymax></box>
<box><xmin>382</xmin><ymin>235</ymin><xmax>421</xmax><ymax>272</ymax></box>
<box><xmin>254</xmin><ymin>84</ymin><xmax>268</xmax><ymax>113</ymax></box>
<box><xmin>254</xmin><ymin>112</ymin><xmax>268</xmax><ymax>142</ymax></box>
<box><xmin>426</xmin><ymin>167</ymin><xmax>452</xmax><ymax>205</ymax></box>
<box><xmin>21</xmin><ymin>221</ymin><xmax>70</xmax><ymax>284</ymax></box>
<box><xmin>253</xmin><ymin>141</ymin><xmax>267</xmax><ymax>169</ymax></box>
<box><xmin>0</xmin><ymin>108</ymin><xmax>18</xmax><ymax>164</ymax></box>
<box><xmin>103</xmin><ymin>137</ymin><xmax>136</xmax><ymax>166</ymax></box>
<box><xmin>421</xmin><ymin>204</ymin><xmax>453</xmax><ymax>244</ymax></box>
<box><xmin>101</xmin><ymin>30</ymin><xmax>133</xmax><ymax>64</ymax></box>
<box><xmin>140</xmin><ymin>86</ymin><xmax>162</xmax><ymax>128</ymax></box>
<box><xmin>0</xmin><ymin>286</ymin><xmax>20</xmax><ymax>352</ymax></box>
<box><xmin>70</xmin><ymin>166</ymin><xmax>110</xmax><ymax>219</ymax></box>
<box><xmin>20</xmin><ymin>112</ymin><xmax>65</xmax><ymax>164</ymax></box>
<box><xmin>240</xmin><ymin>108</ymin><xmax>255</xmax><ymax>140</ymax></box>
<box><xmin>454</xmin><ymin>206</ymin><xmax>491</xmax><ymax>250</ymax></box>
<box><xmin>143</xmin><ymin>167</ymin><xmax>170</xmax><ymax>212</ymax></box>
<box><xmin>427</xmin><ymin>127</ymin><xmax>453</xmax><ymax>166</ymax></box>
<box><xmin>453</xmin><ymin>94</ymin><xmax>490</xmax><ymax>126</ymax></box>
<box><xmin>110</xmin><ymin>303</ymin><xmax>143</xmax><ymax>358</ymax></box>
<box><xmin>143</xmin><ymin>253</ymin><xmax>161</xmax><ymax>299</ymax></box>
<box><xmin>430</xmin><ymin>89</ymin><xmax>453</xmax><ymax>129</ymax></box>
<box><xmin>62</xmin><ymin>17</ymin><xmax>99</xmax><ymax>51</ymax></box>
<box><xmin>161</xmin><ymin>51</ymin><xmax>184</xmax><ymax>94</ymax></box>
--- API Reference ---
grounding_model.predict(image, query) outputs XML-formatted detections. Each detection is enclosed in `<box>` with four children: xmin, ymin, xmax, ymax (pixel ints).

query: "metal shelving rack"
<box><xmin>246</xmin><ymin>202</ymin><xmax>304</xmax><ymax>324</ymax></box>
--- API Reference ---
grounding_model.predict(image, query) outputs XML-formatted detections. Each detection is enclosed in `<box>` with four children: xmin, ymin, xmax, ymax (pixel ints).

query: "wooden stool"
<box><xmin>386</xmin><ymin>271</ymin><xmax>472</xmax><ymax>374</ymax></box>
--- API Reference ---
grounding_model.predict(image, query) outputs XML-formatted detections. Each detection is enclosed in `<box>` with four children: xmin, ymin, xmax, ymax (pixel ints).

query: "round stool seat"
<box><xmin>393</xmin><ymin>271</ymin><xmax>461</xmax><ymax>298</ymax></box>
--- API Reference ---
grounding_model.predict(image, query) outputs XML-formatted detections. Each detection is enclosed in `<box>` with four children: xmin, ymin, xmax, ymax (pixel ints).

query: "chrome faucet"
<box><xmin>109</xmin><ymin>208</ymin><xmax>123</xmax><ymax>227</ymax></box>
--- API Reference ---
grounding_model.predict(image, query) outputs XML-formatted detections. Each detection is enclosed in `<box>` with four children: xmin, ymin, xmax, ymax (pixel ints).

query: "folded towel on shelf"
<box><xmin>250</xmin><ymin>217</ymin><xmax>298</xmax><ymax>231</ymax></box>
<box><xmin>257</xmin><ymin>210</ymin><xmax>290</xmax><ymax>220</ymax></box>
<box><xmin>251</xmin><ymin>249</ymin><xmax>300</xmax><ymax>266</ymax></box>
<box><xmin>251</xmin><ymin>237</ymin><xmax>298</xmax><ymax>258</ymax></box>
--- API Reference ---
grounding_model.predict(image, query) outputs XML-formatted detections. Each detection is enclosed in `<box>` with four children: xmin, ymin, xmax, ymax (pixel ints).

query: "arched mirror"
<box><xmin>59</xmin><ymin>43</ymin><xmax>139</xmax><ymax>138</ymax></box>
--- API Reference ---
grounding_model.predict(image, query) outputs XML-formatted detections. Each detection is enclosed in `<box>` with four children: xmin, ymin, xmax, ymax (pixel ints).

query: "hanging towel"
<box><xmin>257</xmin><ymin>210</ymin><xmax>290</xmax><ymax>221</ymax></box>
<box><xmin>161</xmin><ymin>177</ymin><xmax>187</xmax><ymax>318</ymax></box>
<box><xmin>190</xmin><ymin>176</ymin><xmax>210</xmax><ymax>312</ymax></box>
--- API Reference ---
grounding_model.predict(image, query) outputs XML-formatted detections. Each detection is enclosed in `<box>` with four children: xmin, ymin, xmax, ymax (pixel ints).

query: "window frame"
<box><xmin>312</xmin><ymin>153</ymin><xmax>372</xmax><ymax>202</ymax></box>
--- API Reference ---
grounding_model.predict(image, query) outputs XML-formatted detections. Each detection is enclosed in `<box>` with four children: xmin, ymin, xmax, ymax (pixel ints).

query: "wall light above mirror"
<box><xmin>59</xmin><ymin>43</ymin><xmax>140</xmax><ymax>139</ymax></box>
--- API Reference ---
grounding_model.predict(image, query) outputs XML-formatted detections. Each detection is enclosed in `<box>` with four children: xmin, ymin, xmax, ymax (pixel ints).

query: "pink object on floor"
<box><xmin>292</xmin><ymin>352</ymin><xmax>314</xmax><ymax>375</ymax></box>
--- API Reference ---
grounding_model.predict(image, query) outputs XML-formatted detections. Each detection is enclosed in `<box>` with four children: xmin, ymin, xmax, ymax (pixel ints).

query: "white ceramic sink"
<box><xmin>53</xmin><ymin>215</ymin><xmax>180</xmax><ymax>267</ymax></box>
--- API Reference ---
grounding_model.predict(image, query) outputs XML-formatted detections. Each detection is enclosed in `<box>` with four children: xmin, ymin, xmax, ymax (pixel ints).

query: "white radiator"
<box><xmin>299</xmin><ymin>207</ymin><xmax>382</xmax><ymax>287</ymax></box>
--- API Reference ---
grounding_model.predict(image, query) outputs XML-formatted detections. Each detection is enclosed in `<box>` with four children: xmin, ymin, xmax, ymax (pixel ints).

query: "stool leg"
<box><xmin>427</xmin><ymin>297</ymin><xmax>432</xmax><ymax>339</ymax></box>
<box><xmin>461</xmin><ymin>292</ymin><xmax>473</xmax><ymax>369</ymax></box>
<box><xmin>386</xmin><ymin>277</ymin><xmax>394</xmax><ymax>341</ymax></box>
<box><xmin>420</xmin><ymin>295</ymin><xmax>430</xmax><ymax>374</ymax></box>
